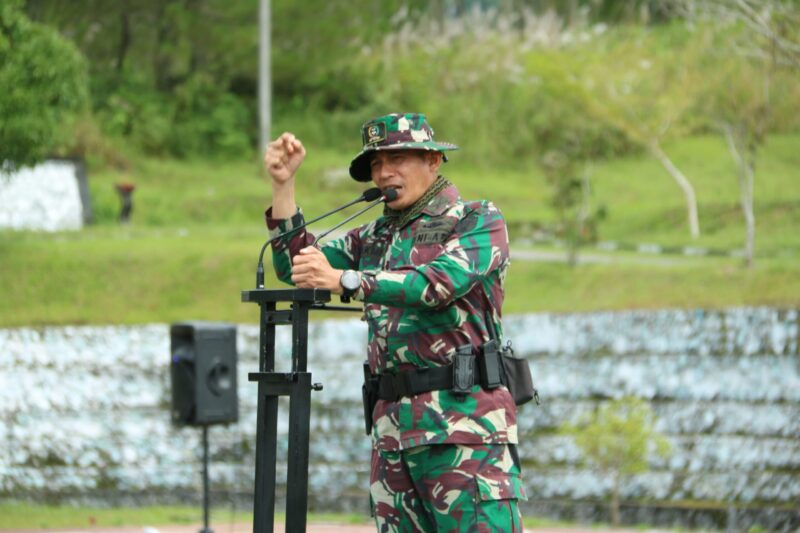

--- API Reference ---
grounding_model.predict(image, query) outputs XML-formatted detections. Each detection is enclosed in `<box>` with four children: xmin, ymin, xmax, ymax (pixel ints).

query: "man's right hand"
<box><xmin>264</xmin><ymin>132</ymin><xmax>306</xmax><ymax>184</ymax></box>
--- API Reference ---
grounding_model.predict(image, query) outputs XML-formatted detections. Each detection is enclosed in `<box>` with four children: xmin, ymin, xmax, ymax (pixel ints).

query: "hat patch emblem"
<box><xmin>365</xmin><ymin>123</ymin><xmax>386</xmax><ymax>146</ymax></box>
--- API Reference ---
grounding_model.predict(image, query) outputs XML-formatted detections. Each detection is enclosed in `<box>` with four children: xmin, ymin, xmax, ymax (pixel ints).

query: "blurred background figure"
<box><xmin>115</xmin><ymin>182</ymin><xmax>135</xmax><ymax>224</ymax></box>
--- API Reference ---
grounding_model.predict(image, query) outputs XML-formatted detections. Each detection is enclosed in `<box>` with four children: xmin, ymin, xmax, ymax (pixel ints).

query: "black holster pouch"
<box><xmin>452</xmin><ymin>344</ymin><xmax>475</xmax><ymax>396</ymax></box>
<box><xmin>479</xmin><ymin>339</ymin><xmax>503</xmax><ymax>390</ymax></box>
<box><xmin>362</xmin><ymin>361</ymin><xmax>379</xmax><ymax>435</ymax></box>
<box><xmin>500</xmin><ymin>341</ymin><xmax>539</xmax><ymax>406</ymax></box>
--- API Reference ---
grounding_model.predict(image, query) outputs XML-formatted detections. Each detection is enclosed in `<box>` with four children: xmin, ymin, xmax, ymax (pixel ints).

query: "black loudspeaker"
<box><xmin>170</xmin><ymin>322</ymin><xmax>238</xmax><ymax>426</ymax></box>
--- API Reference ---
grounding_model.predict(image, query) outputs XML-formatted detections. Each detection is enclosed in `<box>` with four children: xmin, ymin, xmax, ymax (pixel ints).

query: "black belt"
<box><xmin>372</xmin><ymin>350</ymin><xmax>501</xmax><ymax>402</ymax></box>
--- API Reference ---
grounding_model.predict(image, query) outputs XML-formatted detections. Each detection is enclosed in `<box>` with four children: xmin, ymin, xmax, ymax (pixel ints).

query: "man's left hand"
<box><xmin>291</xmin><ymin>246</ymin><xmax>343</xmax><ymax>294</ymax></box>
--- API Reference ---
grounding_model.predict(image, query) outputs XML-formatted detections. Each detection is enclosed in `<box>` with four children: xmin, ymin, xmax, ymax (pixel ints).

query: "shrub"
<box><xmin>356</xmin><ymin>7</ymin><xmax>633</xmax><ymax>167</ymax></box>
<box><xmin>169</xmin><ymin>74</ymin><xmax>253</xmax><ymax>158</ymax></box>
<box><xmin>95</xmin><ymin>73</ymin><xmax>252</xmax><ymax>159</ymax></box>
<box><xmin>0</xmin><ymin>0</ymin><xmax>88</xmax><ymax>167</ymax></box>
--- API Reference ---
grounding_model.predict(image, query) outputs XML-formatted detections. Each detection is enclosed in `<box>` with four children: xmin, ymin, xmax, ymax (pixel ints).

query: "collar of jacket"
<box><xmin>383</xmin><ymin>176</ymin><xmax>458</xmax><ymax>228</ymax></box>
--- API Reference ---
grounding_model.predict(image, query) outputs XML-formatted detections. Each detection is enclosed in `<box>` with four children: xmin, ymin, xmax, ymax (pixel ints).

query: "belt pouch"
<box><xmin>361</xmin><ymin>362</ymin><xmax>377</xmax><ymax>435</ymax></box>
<box><xmin>500</xmin><ymin>342</ymin><xmax>538</xmax><ymax>406</ymax></box>
<box><xmin>479</xmin><ymin>339</ymin><xmax>503</xmax><ymax>389</ymax></box>
<box><xmin>452</xmin><ymin>344</ymin><xmax>475</xmax><ymax>396</ymax></box>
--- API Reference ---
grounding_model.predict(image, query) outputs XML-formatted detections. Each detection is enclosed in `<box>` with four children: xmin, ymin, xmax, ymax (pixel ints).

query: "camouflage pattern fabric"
<box><xmin>266</xmin><ymin>181</ymin><xmax>517</xmax><ymax>452</ymax></box>
<box><xmin>370</xmin><ymin>443</ymin><xmax>526</xmax><ymax>532</ymax></box>
<box><xmin>349</xmin><ymin>113</ymin><xmax>459</xmax><ymax>182</ymax></box>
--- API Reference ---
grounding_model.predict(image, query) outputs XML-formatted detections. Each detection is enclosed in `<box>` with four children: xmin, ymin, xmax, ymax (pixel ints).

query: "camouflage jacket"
<box><xmin>266</xmin><ymin>181</ymin><xmax>517</xmax><ymax>451</ymax></box>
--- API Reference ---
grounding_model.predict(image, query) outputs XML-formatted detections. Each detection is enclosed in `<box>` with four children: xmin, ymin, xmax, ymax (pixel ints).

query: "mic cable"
<box><xmin>256</xmin><ymin>187</ymin><xmax>383</xmax><ymax>288</ymax></box>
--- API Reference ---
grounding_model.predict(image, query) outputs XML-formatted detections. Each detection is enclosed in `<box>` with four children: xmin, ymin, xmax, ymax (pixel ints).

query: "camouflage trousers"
<box><xmin>370</xmin><ymin>443</ymin><xmax>526</xmax><ymax>533</ymax></box>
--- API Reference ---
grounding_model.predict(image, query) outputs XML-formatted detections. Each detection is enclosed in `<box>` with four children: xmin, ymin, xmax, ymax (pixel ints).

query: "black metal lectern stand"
<box><xmin>242</xmin><ymin>287</ymin><xmax>343</xmax><ymax>533</ymax></box>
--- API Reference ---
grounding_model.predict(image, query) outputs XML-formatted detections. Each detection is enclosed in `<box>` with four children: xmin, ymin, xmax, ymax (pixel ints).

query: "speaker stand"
<box><xmin>243</xmin><ymin>288</ymin><xmax>352</xmax><ymax>533</ymax></box>
<box><xmin>200</xmin><ymin>424</ymin><xmax>213</xmax><ymax>533</ymax></box>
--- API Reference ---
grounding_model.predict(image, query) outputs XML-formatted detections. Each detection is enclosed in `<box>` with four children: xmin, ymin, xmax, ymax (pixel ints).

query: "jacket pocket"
<box><xmin>474</xmin><ymin>471</ymin><xmax>528</xmax><ymax>502</ymax></box>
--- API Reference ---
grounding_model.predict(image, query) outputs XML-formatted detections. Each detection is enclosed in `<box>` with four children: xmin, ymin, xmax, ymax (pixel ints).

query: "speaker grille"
<box><xmin>170</xmin><ymin>322</ymin><xmax>238</xmax><ymax>426</ymax></box>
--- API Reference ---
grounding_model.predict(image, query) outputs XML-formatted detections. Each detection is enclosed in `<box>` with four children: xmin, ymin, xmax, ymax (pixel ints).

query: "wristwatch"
<box><xmin>339</xmin><ymin>269</ymin><xmax>361</xmax><ymax>302</ymax></box>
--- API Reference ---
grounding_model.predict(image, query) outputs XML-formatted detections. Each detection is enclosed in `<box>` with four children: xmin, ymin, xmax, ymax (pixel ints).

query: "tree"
<box><xmin>710</xmin><ymin>56</ymin><xmax>770</xmax><ymax>269</ymax></box>
<box><xmin>529</xmin><ymin>55</ymin><xmax>609</xmax><ymax>265</ymax></box>
<box><xmin>22</xmin><ymin>0</ymin><xmax>420</xmax><ymax>156</ymax></box>
<box><xmin>541</xmin><ymin>148</ymin><xmax>605</xmax><ymax>266</ymax></box>
<box><xmin>679</xmin><ymin>0</ymin><xmax>800</xmax><ymax>68</ymax></box>
<box><xmin>0</xmin><ymin>0</ymin><xmax>88</xmax><ymax>167</ymax></box>
<box><xmin>689</xmin><ymin>0</ymin><xmax>800</xmax><ymax>267</ymax></box>
<box><xmin>576</xmin><ymin>27</ymin><xmax>708</xmax><ymax>239</ymax></box>
<box><xmin>562</xmin><ymin>397</ymin><xmax>671</xmax><ymax>527</ymax></box>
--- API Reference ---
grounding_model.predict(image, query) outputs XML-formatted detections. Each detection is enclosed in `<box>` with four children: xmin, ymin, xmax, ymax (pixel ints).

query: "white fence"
<box><xmin>0</xmin><ymin>159</ymin><xmax>91</xmax><ymax>231</ymax></box>
<box><xmin>1</xmin><ymin>308</ymin><xmax>798</xmax><ymax>530</ymax></box>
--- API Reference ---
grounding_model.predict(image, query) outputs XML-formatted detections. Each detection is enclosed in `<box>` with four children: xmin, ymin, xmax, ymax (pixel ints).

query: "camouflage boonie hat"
<box><xmin>349</xmin><ymin>113</ymin><xmax>459</xmax><ymax>182</ymax></box>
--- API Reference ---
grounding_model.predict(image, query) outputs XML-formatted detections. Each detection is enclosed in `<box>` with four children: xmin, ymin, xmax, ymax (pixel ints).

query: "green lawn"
<box><xmin>1</xmin><ymin>134</ymin><xmax>798</xmax><ymax>327</ymax></box>
<box><xmin>0</xmin><ymin>502</ymin><xmax>571</xmax><ymax>530</ymax></box>
<box><xmin>0</xmin><ymin>503</ymin><xmax>243</xmax><ymax>529</ymax></box>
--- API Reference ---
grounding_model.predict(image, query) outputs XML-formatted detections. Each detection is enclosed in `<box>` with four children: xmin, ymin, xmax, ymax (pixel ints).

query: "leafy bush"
<box><xmin>562</xmin><ymin>397</ymin><xmax>671</xmax><ymax>526</ymax></box>
<box><xmin>355</xmin><ymin>8</ymin><xmax>633</xmax><ymax>167</ymax></box>
<box><xmin>0</xmin><ymin>0</ymin><xmax>88</xmax><ymax>167</ymax></box>
<box><xmin>169</xmin><ymin>74</ymin><xmax>253</xmax><ymax>158</ymax></box>
<box><xmin>19</xmin><ymin>1</ymin><xmax>798</xmax><ymax>164</ymax></box>
<box><xmin>96</xmin><ymin>78</ymin><xmax>174</xmax><ymax>156</ymax></box>
<box><xmin>94</xmin><ymin>73</ymin><xmax>252</xmax><ymax>159</ymax></box>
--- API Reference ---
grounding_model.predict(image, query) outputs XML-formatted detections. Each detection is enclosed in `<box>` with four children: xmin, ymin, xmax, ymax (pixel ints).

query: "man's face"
<box><xmin>369</xmin><ymin>150</ymin><xmax>441</xmax><ymax>210</ymax></box>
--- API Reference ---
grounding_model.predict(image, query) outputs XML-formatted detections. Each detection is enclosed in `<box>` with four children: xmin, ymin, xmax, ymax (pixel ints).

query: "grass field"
<box><xmin>0</xmin><ymin>503</ymin><xmax>252</xmax><ymax>529</ymax></box>
<box><xmin>0</xmin><ymin>502</ymin><xmax>571</xmax><ymax>530</ymax></box>
<box><xmin>1</xmin><ymin>134</ymin><xmax>798</xmax><ymax>327</ymax></box>
<box><xmin>0</xmin><ymin>502</ymin><xmax>375</xmax><ymax>529</ymax></box>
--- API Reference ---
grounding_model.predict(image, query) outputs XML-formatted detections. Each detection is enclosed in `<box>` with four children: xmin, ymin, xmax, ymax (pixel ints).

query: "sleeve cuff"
<box><xmin>354</xmin><ymin>272</ymin><xmax>374</xmax><ymax>302</ymax></box>
<box><xmin>265</xmin><ymin>207</ymin><xmax>304</xmax><ymax>237</ymax></box>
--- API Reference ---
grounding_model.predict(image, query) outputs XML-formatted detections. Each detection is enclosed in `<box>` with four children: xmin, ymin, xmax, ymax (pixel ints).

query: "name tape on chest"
<box><xmin>414</xmin><ymin>218</ymin><xmax>457</xmax><ymax>245</ymax></box>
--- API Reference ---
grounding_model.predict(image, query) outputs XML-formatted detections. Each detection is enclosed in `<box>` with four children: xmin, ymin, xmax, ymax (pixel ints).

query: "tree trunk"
<box><xmin>186</xmin><ymin>0</ymin><xmax>200</xmax><ymax>76</ymax></box>
<box><xmin>579</xmin><ymin>169</ymin><xmax>592</xmax><ymax>233</ymax></box>
<box><xmin>610</xmin><ymin>470</ymin><xmax>621</xmax><ymax>527</ymax></box>
<box><xmin>567</xmin><ymin>168</ymin><xmax>593</xmax><ymax>268</ymax></box>
<box><xmin>567</xmin><ymin>243</ymin><xmax>578</xmax><ymax>267</ymax></box>
<box><xmin>116</xmin><ymin>1</ymin><xmax>130</xmax><ymax>74</ymax></box>
<box><xmin>648</xmin><ymin>141</ymin><xmax>701</xmax><ymax>239</ymax></box>
<box><xmin>722</xmin><ymin>125</ymin><xmax>756</xmax><ymax>268</ymax></box>
<box><xmin>153</xmin><ymin>3</ymin><xmax>172</xmax><ymax>91</ymax></box>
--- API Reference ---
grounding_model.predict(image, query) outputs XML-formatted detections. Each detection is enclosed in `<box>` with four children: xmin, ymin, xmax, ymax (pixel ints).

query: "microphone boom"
<box><xmin>255</xmin><ymin>188</ymin><xmax>384</xmax><ymax>288</ymax></box>
<box><xmin>311</xmin><ymin>191</ymin><xmax>395</xmax><ymax>246</ymax></box>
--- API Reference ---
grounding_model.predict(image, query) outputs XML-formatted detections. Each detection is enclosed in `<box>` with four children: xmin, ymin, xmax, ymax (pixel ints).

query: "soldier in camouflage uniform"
<box><xmin>264</xmin><ymin>113</ymin><xmax>526</xmax><ymax>532</ymax></box>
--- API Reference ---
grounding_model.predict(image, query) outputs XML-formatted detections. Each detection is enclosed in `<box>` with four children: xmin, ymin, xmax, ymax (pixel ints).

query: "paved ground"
<box><xmin>510</xmin><ymin>248</ymin><xmax>690</xmax><ymax>266</ymax></box>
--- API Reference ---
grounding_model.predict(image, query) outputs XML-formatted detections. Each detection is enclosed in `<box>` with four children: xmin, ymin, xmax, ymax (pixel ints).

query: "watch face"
<box><xmin>341</xmin><ymin>270</ymin><xmax>360</xmax><ymax>291</ymax></box>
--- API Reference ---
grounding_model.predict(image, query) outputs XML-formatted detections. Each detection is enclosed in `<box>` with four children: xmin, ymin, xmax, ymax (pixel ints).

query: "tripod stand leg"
<box><xmin>200</xmin><ymin>425</ymin><xmax>213</xmax><ymax>533</ymax></box>
<box><xmin>253</xmin><ymin>383</ymin><xmax>279</xmax><ymax>533</ymax></box>
<box><xmin>285</xmin><ymin>373</ymin><xmax>312</xmax><ymax>533</ymax></box>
